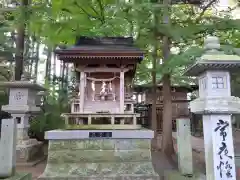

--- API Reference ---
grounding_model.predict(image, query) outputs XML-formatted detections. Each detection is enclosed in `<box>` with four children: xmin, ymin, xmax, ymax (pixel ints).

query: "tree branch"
<box><xmin>96</xmin><ymin>0</ymin><xmax>105</xmax><ymax>23</ymax></box>
<box><xmin>73</xmin><ymin>1</ymin><xmax>100</xmax><ymax>21</ymax></box>
<box><xmin>89</xmin><ymin>5</ymin><xmax>100</xmax><ymax>17</ymax></box>
<box><xmin>0</xmin><ymin>70</ymin><xmax>10</xmax><ymax>81</ymax></box>
<box><xmin>220</xmin><ymin>3</ymin><xmax>240</xmax><ymax>13</ymax></box>
<box><xmin>195</xmin><ymin>0</ymin><xmax>218</xmax><ymax>23</ymax></box>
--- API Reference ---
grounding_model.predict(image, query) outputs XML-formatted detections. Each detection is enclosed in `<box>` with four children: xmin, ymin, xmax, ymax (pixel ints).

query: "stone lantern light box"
<box><xmin>184</xmin><ymin>36</ymin><xmax>240</xmax><ymax>180</ymax></box>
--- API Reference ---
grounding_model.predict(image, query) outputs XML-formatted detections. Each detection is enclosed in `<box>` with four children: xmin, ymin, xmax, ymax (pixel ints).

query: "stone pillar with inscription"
<box><xmin>176</xmin><ymin>117</ymin><xmax>193</xmax><ymax>176</ymax></box>
<box><xmin>0</xmin><ymin>119</ymin><xmax>32</xmax><ymax>180</ymax></box>
<box><xmin>184</xmin><ymin>36</ymin><xmax>240</xmax><ymax>180</ymax></box>
<box><xmin>0</xmin><ymin>76</ymin><xmax>46</xmax><ymax>166</ymax></box>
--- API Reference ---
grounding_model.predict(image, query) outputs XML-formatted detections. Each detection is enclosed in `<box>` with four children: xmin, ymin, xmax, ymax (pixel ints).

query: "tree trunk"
<box><xmin>75</xmin><ymin>70</ymin><xmax>80</xmax><ymax>94</ymax></box>
<box><xmin>161</xmin><ymin>0</ymin><xmax>175</xmax><ymax>158</ymax></box>
<box><xmin>161</xmin><ymin>73</ymin><xmax>174</xmax><ymax>155</ymax></box>
<box><xmin>151</xmin><ymin>49</ymin><xmax>157</xmax><ymax>134</ymax></box>
<box><xmin>53</xmin><ymin>46</ymin><xmax>57</xmax><ymax>80</ymax></box>
<box><xmin>29</xmin><ymin>36</ymin><xmax>35</xmax><ymax>75</ymax></box>
<box><xmin>52</xmin><ymin>48</ymin><xmax>56</xmax><ymax>92</ymax></box>
<box><xmin>45</xmin><ymin>46</ymin><xmax>52</xmax><ymax>83</ymax></box>
<box><xmin>34</xmin><ymin>41</ymin><xmax>40</xmax><ymax>82</ymax></box>
<box><xmin>61</xmin><ymin>62</ymin><xmax>66</xmax><ymax>89</ymax></box>
<box><xmin>151</xmin><ymin>0</ymin><xmax>160</xmax><ymax>136</ymax></box>
<box><xmin>65</xmin><ymin>63</ymin><xmax>69</xmax><ymax>88</ymax></box>
<box><xmin>10</xmin><ymin>31</ymin><xmax>15</xmax><ymax>67</ymax></box>
<box><xmin>15</xmin><ymin>0</ymin><xmax>29</xmax><ymax>80</ymax></box>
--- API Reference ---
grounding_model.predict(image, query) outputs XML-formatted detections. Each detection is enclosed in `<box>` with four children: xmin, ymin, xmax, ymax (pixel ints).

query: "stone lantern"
<box><xmin>0</xmin><ymin>75</ymin><xmax>46</xmax><ymax>166</ymax></box>
<box><xmin>184</xmin><ymin>36</ymin><xmax>240</xmax><ymax>180</ymax></box>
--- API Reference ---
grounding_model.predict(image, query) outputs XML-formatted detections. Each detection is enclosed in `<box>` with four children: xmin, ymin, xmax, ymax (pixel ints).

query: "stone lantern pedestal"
<box><xmin>0</xmin><ymin>79</ymin><xmax>46</xmax><ymax>166</ymax></box>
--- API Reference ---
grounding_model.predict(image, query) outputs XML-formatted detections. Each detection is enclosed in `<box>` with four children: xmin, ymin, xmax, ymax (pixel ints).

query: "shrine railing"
<box><xmin>62</xmin><ymin>113</ymin><xmax>140</xmax><ymax>127</ymax></box>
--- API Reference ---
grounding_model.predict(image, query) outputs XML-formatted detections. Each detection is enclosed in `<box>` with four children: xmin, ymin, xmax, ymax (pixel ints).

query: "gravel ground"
<box><xmin>16</xmin><ymin>161</ymin><xmax>47</xmax><ymax>180</ymax></box>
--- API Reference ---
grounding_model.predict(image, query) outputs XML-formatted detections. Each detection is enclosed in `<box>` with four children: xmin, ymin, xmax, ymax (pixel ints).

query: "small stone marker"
<box><xmin>176</xmin><ymin>117</ymin><xmax>193</xmax><ymax>176</ymax></box>
<box><xmin>0</xmin><ymin>118</ymin><xmax>17</xmax><ymax>178</ymax></box>
<box><xmin>184</xmin><ymin>36</ymin><xmax>240</xmax><ymax>180</ymax></box>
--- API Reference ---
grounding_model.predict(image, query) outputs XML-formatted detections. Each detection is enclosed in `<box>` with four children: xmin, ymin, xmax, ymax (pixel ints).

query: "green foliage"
<box><xmin>29</xmin><ymin>82</ymin><xmax>67</xmax><ymax>140</ymax></box>
<box><xmin>27</xmin><ymin>0</ymin><xmax>128</xmax><ymax>45</ymax></box>
<box><xmin>1</xmin><ymin>0</ymin><xmax>240</xmax><ymax>140</ymax></box>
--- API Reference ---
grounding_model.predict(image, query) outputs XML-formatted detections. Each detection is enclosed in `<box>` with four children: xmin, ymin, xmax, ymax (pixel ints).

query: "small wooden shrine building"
<box><xmin>55</xmin><ymin>36</ymin><xmax>144</xmax><ymax>127</ymax></box>
<box><xmin>133</xmin><ymin>83</ymin><xmax>198</xmax><ymax>130</ymax></box>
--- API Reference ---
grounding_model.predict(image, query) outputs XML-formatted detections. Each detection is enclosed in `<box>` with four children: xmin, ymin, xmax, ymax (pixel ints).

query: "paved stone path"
<box><xmin>16</xmin><ymin>161</ymin><xmax>46</xmax><ymax>180</ymax></box>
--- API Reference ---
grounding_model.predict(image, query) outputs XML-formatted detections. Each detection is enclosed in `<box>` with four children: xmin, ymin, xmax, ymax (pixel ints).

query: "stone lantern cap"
<box><xmin>184</xmin><ymin>36</ymin><xmax>240</xmax><ymax>76</ymax></box>
<box><xmin>0</xmin><ymin>81</ymin><xmax>45</xmax><ymax>91</ymax></box>
<box><xmin>0</xmin><ymin>74</ymin><xmax>45</xmax><ymax>91</ymax></box>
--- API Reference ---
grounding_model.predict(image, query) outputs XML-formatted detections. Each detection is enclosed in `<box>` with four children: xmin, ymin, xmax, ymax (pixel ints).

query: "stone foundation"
<box><xmin>3</xmin><ymin>173</ymin><xmax>32</xmax><ymax>180</ymax></box>
<box><xmin>16</xmin><ymin>139</ymin><xmax>45</xmax><ymax>166</ymax></box>
<box><xmin>38</xmin><ymin>130</ymin><xmax>159</xmax><ymax>180</ymax></box>
<box><xmin>17</xmin><ymin>128</ymin><xmax>29</xmax><ymax>141</ymax></box>
<box><xmin>164</xmin><ymin>170</ymin><xmax>205</xmax><ymax>180</ymax></box>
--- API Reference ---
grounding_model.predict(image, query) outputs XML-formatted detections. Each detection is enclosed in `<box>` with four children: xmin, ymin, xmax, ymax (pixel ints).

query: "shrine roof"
<box><xmin>184</xmin><ymin>36</ymin><xmax>240</xmax><ymax>76</ymax></box>
<box><xmin>133</xmin><ymin>83</ymin><xmax>198</xmax><ymax>92</ymax></box>
<box><xmin>55</xmin><ymin>36</ymin><xmax>144</xmax><ymax>62</ymax></box>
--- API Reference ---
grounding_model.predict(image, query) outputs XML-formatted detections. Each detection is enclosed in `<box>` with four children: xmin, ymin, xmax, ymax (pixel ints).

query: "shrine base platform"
<box><xmin>38</xmin><ymin>129</ymin><xmax>159</xmax><ymax>180</ymax></box>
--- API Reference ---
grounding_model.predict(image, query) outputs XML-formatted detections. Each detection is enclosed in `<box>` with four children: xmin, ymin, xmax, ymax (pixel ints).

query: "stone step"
<box><xmin>39</xmin><ymin>175</ymin><xmax>159</xmax><ymax>180</ymax></box>
<box><xmin>38</xmin><ymin>162</ymin><xmax>159</xmax><ymax>180</ymax></box>
<box><xmin>48</xmin><ymin>139</ymin><xmax>151</xmax><ymax>151</ymax></box>
<box><xmin>48</xmin><ymin>149</ymin><xmax>151</xmax><ymax>163</ymax></box>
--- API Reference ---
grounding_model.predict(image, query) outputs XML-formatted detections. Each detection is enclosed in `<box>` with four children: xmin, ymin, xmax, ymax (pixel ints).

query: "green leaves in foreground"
<box><xmin>158</xmin><ymin>46</ymin><xmax>204</xmax><ymax>74</ymax></box>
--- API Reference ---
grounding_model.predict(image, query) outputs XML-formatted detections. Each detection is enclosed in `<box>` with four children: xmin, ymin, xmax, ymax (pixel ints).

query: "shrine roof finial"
<box><xmin>184</xmin><ymin>36</ymin><xmax>240</xmax><ymax>76</ymax></box>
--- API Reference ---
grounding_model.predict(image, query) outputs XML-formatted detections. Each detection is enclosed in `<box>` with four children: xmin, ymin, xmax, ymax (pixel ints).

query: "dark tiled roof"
<box><xmin>75</xmin><ymin>36</ymin><xmax>134</xmax><ymax>46</ymax></box>
<box><xmin>56</xmin><ymin>36</ymin><xmax>143</xmax><ymax>53</ymax></box>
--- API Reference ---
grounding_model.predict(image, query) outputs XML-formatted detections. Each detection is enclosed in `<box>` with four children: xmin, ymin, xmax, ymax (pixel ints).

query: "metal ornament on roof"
<box><xmin>184</xmin><ymin>36</ymin><xmax>240</xmax><ymax>76</ymax></box>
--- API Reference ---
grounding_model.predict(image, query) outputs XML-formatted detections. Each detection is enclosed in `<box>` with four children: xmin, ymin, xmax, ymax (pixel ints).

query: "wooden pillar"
<box><xmin>88</xmin><ymin>115</ymin><xmax>92</xmax><ymax>125</ymax></box>
<box><xmin>79</xmin><ymin>71</ymin><xmax>85</xmax><ymax>113</ymax></box>
<box><xmin>133</xmin><ymin>115</ymin><xmax>137</xmax><ymax>125</ymax></box>
<box><xmin>120</xmin><ymin>71</ymin><xmax>125</xmax><ymax>113</ymax></box>
<box><xmin>142</xmin><ymin>93</ymin><xmax>146</xmax><ymax>103</ymax></box>
<box><xmin>111</xmin><ymin>116</ymin><xmax>115</xmax><ymax>125</ymax></box>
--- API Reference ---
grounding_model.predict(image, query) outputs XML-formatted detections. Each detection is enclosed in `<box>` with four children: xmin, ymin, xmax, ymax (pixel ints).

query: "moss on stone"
<box><xmin>164</xmin><ymin>170</ymin><xmax>205</xmax><ymax>180</ymax></box>
<box><xmin>2</xmin><ymin>173</ymin><xmax>32</xmax><ymax>180</ymax></box>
